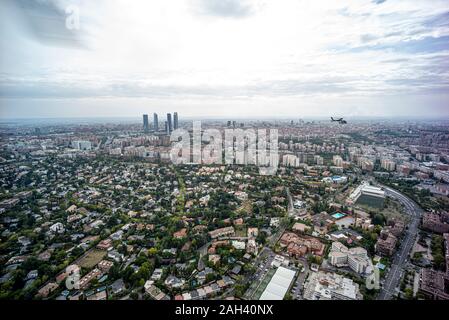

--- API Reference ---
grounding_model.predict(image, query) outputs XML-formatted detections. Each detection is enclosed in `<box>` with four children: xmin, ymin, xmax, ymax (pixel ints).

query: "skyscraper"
<box><xmin>143</xmin><ymin>114</ymin><xmax>149</xmax><ymax>132</ymax></box>
<box><xmin>167</xmin><ymin>113</ymin><xmax>173</xmax><ymax>133</ymax></box>
<box><xmin>153</xmin><ymin>113</ymin><xmax>159</xmax><ymax>132</ymax></box>
<box><xmin>174</xmin><ymin>112</ymin><xmax>179</xmax><ymax>130</ymax></box>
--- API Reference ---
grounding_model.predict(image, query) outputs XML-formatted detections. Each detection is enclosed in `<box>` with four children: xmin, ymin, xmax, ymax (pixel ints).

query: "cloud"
<box><xmin>193</xmin><ymin>0</ymin><xmax>259</xmax><ymax>18</ymax></box>
<box><xmin>0</xmin><ymin>0</ymin><xmax>449</xmax><ymax>118</ymax></box>
<box><xmin>5</xmin><ymin>0</ymin><xmax>84</xmax><ymax>48</ymax></box>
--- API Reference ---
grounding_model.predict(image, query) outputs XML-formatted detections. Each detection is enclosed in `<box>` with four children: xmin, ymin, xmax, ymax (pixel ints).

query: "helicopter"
<box><xmin>331</xmin><ymin>117</ymin><xmax>347</xmax><ymax>124</ymax></box>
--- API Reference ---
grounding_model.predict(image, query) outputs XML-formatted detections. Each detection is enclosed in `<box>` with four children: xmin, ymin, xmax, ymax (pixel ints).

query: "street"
<box><xmin>377</xmin><ymin>185</ymin><xmax>423</xmax><ymax>300</ymax></box>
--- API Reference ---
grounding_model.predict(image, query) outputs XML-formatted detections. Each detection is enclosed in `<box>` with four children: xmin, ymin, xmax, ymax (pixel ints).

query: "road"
<box><xmin>291</xmin><ymin>258</ymin><xmax>309</xmax><ymax>300</ymax></box>
<box><xmin>197</xmin><ymin>241</ymin><xmax>211</xmax><ymax>271</ymax></box>
<box><xmin>266</xmin><ymin>187</ymin><xmax>293</xmax><ymax>246</ymax></box>
<box><xmin>377</xmin><ymin>185</ymin><xmax>423</xmax><ymax>300</ymax></box>
<box><xmin>242</xmin><ymin>187</ymin><xmax>293</xmax><ymax>299</ymax></box>
<box><xmin>242</xmin><ymin>247</ymin><xmax>275</xmax><ymax>299</ymax></box>
<box><xmin>286</xmin><ymin>187</ymin><xmax>294</xmax><ymax>214</ymax></box>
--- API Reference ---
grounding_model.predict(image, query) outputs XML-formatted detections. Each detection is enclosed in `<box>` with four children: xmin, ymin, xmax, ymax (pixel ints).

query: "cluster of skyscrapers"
<box><xmin>143</xmin><ymin>112</ymin><xmax>178</xmax><ymax>134</ymax></box>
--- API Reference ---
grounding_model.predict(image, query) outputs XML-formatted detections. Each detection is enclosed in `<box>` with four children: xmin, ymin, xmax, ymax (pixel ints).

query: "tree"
<box><xmin>234</xmin><ymin>284</ymin><xmax>247</xmax><ymax>298</ymax></box>
<box><xmin>284</xmin><ymin>293</ymin><xmax>293</xmax><ymax>300</ymax></box>
<box><xmin>71</xmin><ymin>246</ymin><xmax>84</xmax><ymax>258</ymax></box>
<box><xmin>90</xmin><ymin>278</ymin><xmax>99</xmax><ymax>287</ymax></box>
<box><xmin>205</xmin><ymin>273</ymin><xmax>215</xmax><ymax>283</ymax></box>
<box><xmin>147</xmin><ymin>247</ymin><xmax>158</xmax><ymax>256</ymax></box>
<box><xmin>404</xmin><ymin>288</ymin><xmax>414</xmax><ymax>300</ymax></box>
<box><xmin>433</xmin><ymin>254</ymin><xmax>445</xmax><ymax>270</ymax></box>
<box><xmin>372</xmin><ymin>214</ymin><xmax>385</xmax><ymax>226</ymax></box>
<box><xmin>109</xmin><ymin>264</ymin><xmax>121</xmax><ymax>281</ymax></box>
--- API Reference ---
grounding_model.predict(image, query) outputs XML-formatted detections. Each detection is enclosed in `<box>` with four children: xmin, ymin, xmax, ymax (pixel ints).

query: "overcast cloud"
<box><xmin>0</xmin><ymin>0</ymin><xmax>448</xmax><ymax>119</ymax></box>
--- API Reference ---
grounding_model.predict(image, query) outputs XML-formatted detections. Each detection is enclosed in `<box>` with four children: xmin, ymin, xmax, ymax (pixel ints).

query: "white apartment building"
<box><xmin>333</xmin><ymin>155</ymin><xmax>343</xmax><ymax>167</ymax></box>
<box><xmin>72</xmin><ymin>140</ymin><xmax>92</xmax><ymax>151</ymax></box>
<box><xmin>381</xmin><ymin>158</ymin><xmax>396</xmax><ymax>171</ymax></box>
<box><xmin>303</xmin><ymin>271</ymin><xmax>363</xmax><ymax>300</ymax></box>
<box><xmin>328</xmin><ymin>242</ymin><xmax>373</xmax><ymax>275</ymax></box>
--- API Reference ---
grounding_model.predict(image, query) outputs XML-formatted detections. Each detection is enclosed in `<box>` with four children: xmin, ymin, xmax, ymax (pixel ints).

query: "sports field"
<box><xmin>251</xmin><ymin>268</ymin><xmax>276</xmax><ymax>300</ymax></box>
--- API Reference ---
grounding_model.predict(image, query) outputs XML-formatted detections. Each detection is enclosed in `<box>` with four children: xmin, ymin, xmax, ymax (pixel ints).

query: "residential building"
<box><xmin>208</xmin><ymin>226</ymin><xmax>235</xmax><ymax>239</ymax></box>
<box><xmin>71</xmin><ymin>141</ymin><xmax>92</xmax><ymax>151</ymax></box>
<box><xmin>328</xmin><ymin>242</ymin><xmax>373</xmax><ymax>275</ymax></box>
<box><xmin>280</xmin><ymin>232</ymin><xmax>325</xmax><ymax>257</ymax></box>
<box><xmin>419</xmin><ymin>269</ymin><xmax>449</xmax><ymax>300</ymax></box>
<box><xmin>422</xmin><ymin>212</ymin><xmax>449</xmax><ymax>234</ymax></box>
<box><xmin>303</xmin><ymin>271</ymin><xmax>363</xmax><ymax>300</ymax></box>
<box><xmin>375</xmin><ymin>231</ymin><xmax>397</xmax><ymax>256</ymax></box>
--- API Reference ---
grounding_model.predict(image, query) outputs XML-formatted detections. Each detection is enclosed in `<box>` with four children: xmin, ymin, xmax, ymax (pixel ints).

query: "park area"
<box><xmin>76</xmin><ymin>249</ymin><xmax>106</xmax><ymax>269</ymax></box>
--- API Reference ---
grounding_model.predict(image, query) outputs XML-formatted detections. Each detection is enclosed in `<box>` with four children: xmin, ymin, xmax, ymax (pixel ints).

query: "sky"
<box><xmin>0</xmin><ymin>0</ymin><xmax>448</xmax><ymax>119</ymax></box>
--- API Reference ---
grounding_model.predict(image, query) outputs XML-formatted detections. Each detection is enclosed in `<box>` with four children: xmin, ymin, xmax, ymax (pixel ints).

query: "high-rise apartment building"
<box><xmin>143</xmin><ymin>114</ymin><xmax>149</xmax><ymax>132</ymax></box>
<box><xmin>167</xmin><ymin>113</ymin><xmax>173</xmax><ymax>133</ymax></box>
<box><xmin>153</xmin><ymin>113</ymin><xmax>159</xmax><ymax>132</ymax></box>
<box><xmin>173</xmin><ymin>112</ymin><xmax>179</xmax><ymax>130</ymax></box>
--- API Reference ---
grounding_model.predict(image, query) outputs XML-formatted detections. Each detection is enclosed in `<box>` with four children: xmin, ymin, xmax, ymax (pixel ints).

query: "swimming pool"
<box><xmin>332</xmin><ymin>212</ymin><xmax>346</xmax><ymax>219</ymax></box>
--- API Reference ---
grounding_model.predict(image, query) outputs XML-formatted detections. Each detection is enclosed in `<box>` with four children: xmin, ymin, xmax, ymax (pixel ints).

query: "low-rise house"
<box><xmin>87</xmin><ymin>290</ymin><xmax>107</xmax><ymax>300</ymax></box>
<box><xmin>292</xmin><ymin>223</ymin><xmax>311</xmax><ymax>233</ymax></box>
<box><xmin>79</xmin><ymin>268</ymin><xmax>102</xmax><ymax>290</ymax></box>
<box><xmin>164</xmin><ymin>275</ymin><xmax>185</xmax><ymax>289</ymax></box>
<box><xmin>38</xmin><ymin>249</ymin><xmax>53</xmax><ymax>261</ymax></box>
<box><xmin>107</xmin><ymin>250</ymin><xmax>124</xmax><ymax>263</ymax></box>
<box><xmin>50</xmin><ymin>222</ymin><xmax>65</xmax><ymax>234</ymax></box>
<box><xmin>97</xmin><ymin>239</ymin><xmax>113</xmax><ymax>250</ymax></box>
<box><xmin>144</xmin><ymin>281</ymin><xmax>170</xmax><ymax>300</ymax></box>
<box><xmin>98</xmin><ymin>260</ymin><xmax>114</xmax><ymax>272</ymax></box>
<box><xmin>109</xmin><ymin>279</ymin><xmax>126</xmax><ymax>296</ymax></box>
<box><xmin>232</xmin><ymin>240</ymin><xmax>245</xmax><ymax>250</ymax></box>
<box><xmin>36</xmin><ymin>282</ymin><xmax>59</xmax><ymax>298</ymax></box>
<box><xmin>208</xmin><ymin>226</ymin><xmax>235</xmax><ymax>239</ymax></box>
<box><xmin>196</xmin><ymin>267</ymin><xmax>213</xmax><ymax>284</ymax></box>
<box><xmin>270</xmin><ymin>218</ymin><xmax>280</xmax><ymax>228</ymax></box>
<box><xmin>247</xmin><ymin>227</ymin><xmax>258</xmax><ymax>237</ymax></box>
<box><xmin>151</xmin><ymin>268</ymin><xmax>164</xmax><ymax>281</ymax></box>
<box><xmin>246</xmin><ymin>238</ymin><xmax>258</xmax><ymax>255</ymax></box>
<box><xmin>110</xmin><ymin>230</ymin><xmax>124</xmax><ymax>241</ymax></box>
<box><xmin>173</xmin><ymin>228</ymin><xmax>187</xmax><ymax>239</ymax></box>
<box><xmin>208</xmin><ymin>254</ymin><xmax>221</xmax><ymax>265</ymax></box>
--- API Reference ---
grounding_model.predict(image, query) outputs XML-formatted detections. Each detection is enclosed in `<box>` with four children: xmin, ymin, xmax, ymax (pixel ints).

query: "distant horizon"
<box><xmin>1</xmin><ymin>114</ymin><xmax>449</xmax><ymax>125</ymax></box>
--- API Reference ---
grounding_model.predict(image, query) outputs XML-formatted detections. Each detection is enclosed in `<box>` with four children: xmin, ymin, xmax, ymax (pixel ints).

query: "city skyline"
<box><xmin>1</xmin><ymin>0</ymin><xmax>449</xmax><ymax>119</ymax></box>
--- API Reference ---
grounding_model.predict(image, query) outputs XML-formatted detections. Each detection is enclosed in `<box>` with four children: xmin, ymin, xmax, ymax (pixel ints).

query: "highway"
<box><xmin>377</xmin><ymin>185</ymin><xmax>423</xmax><ymax>300</ymax></box>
